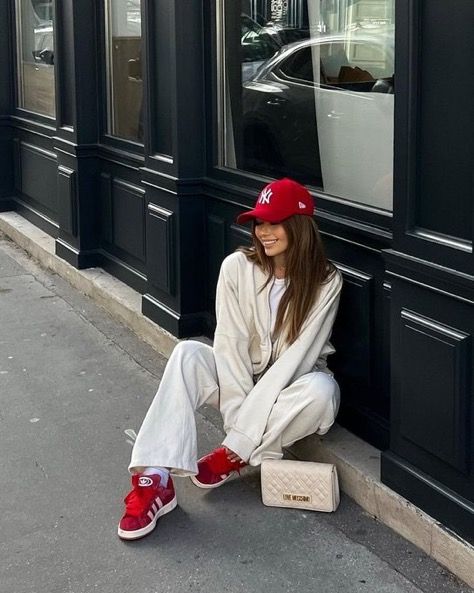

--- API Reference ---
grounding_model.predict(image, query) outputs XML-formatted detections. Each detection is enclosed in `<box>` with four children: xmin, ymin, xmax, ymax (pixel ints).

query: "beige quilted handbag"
<box><xmin>261</xmin><ymin>459</ymin><xmax>340</xmax><ymax>512</ymax></box>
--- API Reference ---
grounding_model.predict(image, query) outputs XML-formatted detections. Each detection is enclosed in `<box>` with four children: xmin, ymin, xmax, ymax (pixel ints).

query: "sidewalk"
<box><xmin>0</xmin><ymin>221</ymin><xmax>472</xmax><ymax>593</ymax></box>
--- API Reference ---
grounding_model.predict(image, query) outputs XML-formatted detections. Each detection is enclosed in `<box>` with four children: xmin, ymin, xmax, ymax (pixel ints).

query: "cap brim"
<box><xmin>236</xmin><ymin>210</ymin><xmax>258</xmax><ymax>224</ymax></box>
<box><xmin>236</xmin><ymin>209</ymin><xmax>283</xmax><ymax>225</ymax></box>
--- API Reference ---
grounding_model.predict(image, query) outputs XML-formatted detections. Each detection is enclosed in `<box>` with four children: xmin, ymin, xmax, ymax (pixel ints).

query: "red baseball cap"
<box><xmin>236</xmin><ymin>178</ymin><xmax>314</xmax><ymax>224</ymax></box>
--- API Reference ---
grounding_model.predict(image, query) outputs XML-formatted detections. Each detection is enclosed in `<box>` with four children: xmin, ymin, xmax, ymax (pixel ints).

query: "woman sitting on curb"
<box><xmin>118</xmin><ymin>177</ymin><xmax>343</xmax><ymax>540</ymax></box>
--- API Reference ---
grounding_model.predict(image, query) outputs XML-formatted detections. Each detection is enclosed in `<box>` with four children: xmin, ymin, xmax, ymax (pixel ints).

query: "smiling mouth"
<box><xmin>261</xmin><ymin>240</ymin><xmax>277</xmax><ymax>246</ymax></box>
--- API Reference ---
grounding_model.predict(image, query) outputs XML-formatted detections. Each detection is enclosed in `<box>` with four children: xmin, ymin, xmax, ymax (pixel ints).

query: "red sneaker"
<box><xmin>190</xmin><ymin>447</ymin><xmax>247</xmax><ymax>489</ymax></box>
<box><xmin>118</xmin><ymin>474</ymin><xmax>177</xmax><ymax>540</ymax></box>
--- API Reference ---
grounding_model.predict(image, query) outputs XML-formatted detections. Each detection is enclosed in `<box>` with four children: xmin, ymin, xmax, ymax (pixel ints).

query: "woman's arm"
<box><xmin>213</xmin><ymin>253</ymin><xmax>256</xmax><ymax>432</ymax></box>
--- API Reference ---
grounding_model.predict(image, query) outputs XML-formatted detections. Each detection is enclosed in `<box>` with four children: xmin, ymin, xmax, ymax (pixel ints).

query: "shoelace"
<box><xmin>124</xmin><ymin>481</ymin><xmax>157</xmax><ymax>517</ymax></box>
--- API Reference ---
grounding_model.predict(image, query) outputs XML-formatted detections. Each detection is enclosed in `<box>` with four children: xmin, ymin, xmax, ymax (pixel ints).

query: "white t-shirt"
<box><xmin>269</xmin><ymin>277</ymin><xmax>287</xmax><ymax>338</ymax></box>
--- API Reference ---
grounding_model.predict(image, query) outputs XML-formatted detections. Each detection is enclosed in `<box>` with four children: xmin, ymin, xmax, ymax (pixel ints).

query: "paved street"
<box><xmin>0</xmin><ymin>233</ymin><xmax>471</xmax><ymax>593</ymax></box>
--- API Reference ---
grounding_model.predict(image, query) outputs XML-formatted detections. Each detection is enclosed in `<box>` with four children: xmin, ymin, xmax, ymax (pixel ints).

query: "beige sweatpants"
<box><xmin>129</xmin><ymin>340</ymin><xmax>340</xmax><ymax>476</ymax></box>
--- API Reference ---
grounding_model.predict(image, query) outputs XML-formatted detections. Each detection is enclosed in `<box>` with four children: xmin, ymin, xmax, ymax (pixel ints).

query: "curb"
<box><xmin>1</xmin><ymin>211</ymin><xmax>473</xmax><ymax>588</ymax></box>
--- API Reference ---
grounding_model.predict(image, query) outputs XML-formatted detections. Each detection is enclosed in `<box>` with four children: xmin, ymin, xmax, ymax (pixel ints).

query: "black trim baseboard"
<box><xmin>55</xmin><ymin>238</ymin><xmax>99</xmax><ymax>269</ymax></box>
<box><xmin>15</xmin><ymin>199</ymin><xmax>59</xmax><ymax>238</ymax></box>
<box><xmin>0</xmin><ymin>198</ymin><xmax>16</xmax><ymax>212</ymax></box>
<box><xmin>96</xmin><ymin>250</ymin><xmax>147</xmax><ymax>294</ymax></box>
<box><xmin>338</xmin><ymin>405</ymin><xmax>389</xmax><ymax>452</ymax></box>
<box><xmin>381</xmin><ymin>451</ymin><xmax>474</xmax><ymax>544</ymax></box>
<box><xmin>142</xmin><ymin>293</ymin><xmax>206</xmax><ymax>338</ymax></box>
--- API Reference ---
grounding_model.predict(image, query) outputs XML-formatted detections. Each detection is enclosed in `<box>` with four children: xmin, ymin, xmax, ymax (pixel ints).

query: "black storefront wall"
<box><xmin>0</xmin><ymin>0</ymin><xmax>209</xmax><ymax>334</ymax></box>
<box><xmin>381</xmin><ymin>0</ymin><xmax>474</xmax><ymax>543</ymax></box>
<box><xmin>139</xmin><ymin>0</ymin><xmax>209</xmax><ymax>338</ymax></box>
<box><xmin>53</xmin><ymin>0</ymin><xmax>101</xmax><ymax>269</ymax></box>
<box><xmin>0</xmin><ymin>0</ymin><xmax>101</xmax><ymax>257</ymax></box>
<box><xmin>0</xmin><ymin>0</ymin><xmax>472</xmax><ymax>543</ymax></box>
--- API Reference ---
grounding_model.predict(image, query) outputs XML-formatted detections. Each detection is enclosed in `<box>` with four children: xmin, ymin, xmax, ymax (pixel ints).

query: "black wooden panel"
<box><xmin>393</xmin><ymin>0</ymin><xmax>472</xmax><ymax>276</ymax></box>
<box><xmin>331</xmin><ymin>265</ymin><xmax>373</xmax><ymax>400</ymax></box>
<box><xmin>382</xmin><ymin>281</ymin><xmax>392</xmax><ymax>396</ymax></box>
<box><xmin>206</xmin><ymin>215</ymin><xmax>226</xmax><ymax>308</ymax></box>
<box><xmin>416</xmin><ymin>0</ymin><xmax>473</xmax><ymax>242</ymax></box>
<box><xmin>383</xmin><ymin>246</ymin><xmax>473</xmax><ymax>538</ymax></box>
<box><xmin>55</xmin><ymin>0</ymin><xmax>75</xmax><ymax>128</ymax></box>
<box><xmin>112</xmin><ymin>179</ymin><xmax>146</xmax><ymax>261</ymax></box>
<box><xmin>57</xmin><ymin>165</ymin><xmax>77</xmax><ymax>236</ymax></box>
<box><xmin>387</xmin><ymin>262</ymin><xmax>474</xmax><ymax>502</ymax></box>
<box><xmin>146</xmin><ymin>203</ymin><xmax>175</xmax><ymax>294</ymax></box>
<box><xmin>13</xmin><ymin>138</ymin><xmax>21</xmax><ymax>192</ymax></box>
<box><xmin>399</xmin><ymin>309</ymin><xmax>470</xmax><ymax>474</ymax></box>
<box><xmin>0</xmin><ymin>122</ymin><xmax>13</xmax><ymax>201</ymax></box>
<box><xmin>334</xmin><ymin>269</ymin><xmax>391</xmax><ymax>448</ymax></box>
<box><xmin>12</xmin><ymin>121</ymin><xmax>59</xmax><ymax>234</ymax></box>
<box><xmin>100</xmin><ymin>173</ymin><xmax>113</xmax><ymax>244</ymax></box>
<box><xmin>229</xmin><ymin>223</ymin><xmax>251</xmax><ymax>253</ymax></box>
<box><xmin>147</xmin><ymin>0</ymin><xmax>173</xmax><ymax>157</ymax></box>
<box><xmin>96</xmin><ymin>152</ymin><xmax>147</xmax><ymax>278</ymax></box>
<box><xmin>20</xmin><ymin>142</ymin><xmax>58</xmax><ymax>217</ymax></box>
<box><xmin>0</xmin><ymin>2</ymin><xmax>12</xmax><ymax>115</ymax></box>
<box><xmin>173</xmin><ymin>1</ymin><xmax>206</xmax><ymax>178</ymax></box>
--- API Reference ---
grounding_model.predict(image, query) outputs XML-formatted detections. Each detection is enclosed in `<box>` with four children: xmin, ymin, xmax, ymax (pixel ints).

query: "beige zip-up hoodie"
<box><xmin>215</xmin><ymin>251</ymin><xmax>343</xmax><ymax>462</ymax></box>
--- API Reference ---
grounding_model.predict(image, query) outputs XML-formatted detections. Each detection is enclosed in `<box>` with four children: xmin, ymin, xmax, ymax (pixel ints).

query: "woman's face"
<box><xmin>254</xmin><ymin>219</ymin><xmax>289</xmax><ymax>264</ymax></box>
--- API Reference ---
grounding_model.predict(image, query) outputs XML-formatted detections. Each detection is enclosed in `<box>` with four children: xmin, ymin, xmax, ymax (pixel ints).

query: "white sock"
<box><xmin>142</xmin><ymin>466</ymin><xmax>169</xmax><ymax>486</ymax></box>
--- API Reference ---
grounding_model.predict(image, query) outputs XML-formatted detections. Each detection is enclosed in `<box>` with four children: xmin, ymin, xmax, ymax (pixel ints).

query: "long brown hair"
<box><xmin>240</xmin><ymin>215</ymin><xmax>336</xmax><ymax>345</ymax></box>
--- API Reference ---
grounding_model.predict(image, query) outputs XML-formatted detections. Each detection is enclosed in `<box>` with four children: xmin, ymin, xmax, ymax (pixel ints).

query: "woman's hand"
<box><xmin>224</xmin><ymin>446</ymin><xmax>244</xmax><ymax>465</ymax></box>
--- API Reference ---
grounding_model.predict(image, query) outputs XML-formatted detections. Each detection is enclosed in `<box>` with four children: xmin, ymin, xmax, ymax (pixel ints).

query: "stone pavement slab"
<box><xmin>0</xmin><ymin>234</ymin><xmax>471</xmax><ymax>593</ymax></box>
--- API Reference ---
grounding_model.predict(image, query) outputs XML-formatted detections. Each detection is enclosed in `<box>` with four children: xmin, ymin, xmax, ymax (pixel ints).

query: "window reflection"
<box><xmin>16</xmin><ymin>0</ymin><xmax>56</xmax><ymax>117</ymax></box>
<box><xmin>221</xmin><ymin>0</ymin><xmax>395</xmax><ymax>211</ymax></box>
<box><xmin>106</xmin><ymin>0</ymin><xmax>143</xmax><ymax>142</ymax></box>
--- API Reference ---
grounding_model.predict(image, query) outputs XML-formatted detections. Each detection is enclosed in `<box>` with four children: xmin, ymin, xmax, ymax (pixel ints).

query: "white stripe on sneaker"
<box><xmin>155</xmin><ymin>496</ymin><xmax>163</xmax><ymax>509</ymax></box>
<box><xmin>118</xmin><ymin>491</ymin><xmax>178</xmax><ymax>541</ymax></box>
<box><xmin>151</xmin><ymin>503</ymin><xmax>158</xmax><ymax>514</ymax></box>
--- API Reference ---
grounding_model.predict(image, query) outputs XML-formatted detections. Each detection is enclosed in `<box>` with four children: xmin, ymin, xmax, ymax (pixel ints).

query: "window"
<box><xmin>105</xmin><ymin>0</ymin><xmax>143</xmax><ymax>142</ymax></box>
<box><xmin>279</xmin><ymin>47</ymin><xmax>314</xmax><ymax>82</ymax></box>
<box><xmin>218</xmin><ymin>0</ymin><xmax>395</xmax><ymax>211</ymax></box>
<box><xmin>16</xmin><ymin>0</ymin><xmax>56</xmax><ymax>118</ymax></box>
<box><xmin>241</xmin><ymin>14</ymin><xmax>282</xmax><ymax>81</ymax></box>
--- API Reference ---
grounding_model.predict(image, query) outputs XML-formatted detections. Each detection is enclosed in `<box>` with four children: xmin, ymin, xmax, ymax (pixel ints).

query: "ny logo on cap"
<box><xmin>258</xmin><ymin>187</ymin><xmax>273</xmax><ymax>205</ymax></box>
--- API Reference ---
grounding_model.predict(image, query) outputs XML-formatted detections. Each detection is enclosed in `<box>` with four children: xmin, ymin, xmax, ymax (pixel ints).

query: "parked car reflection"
<box><xmin>241</xmin><ymin>14</ymin><xmax>309</xmax><ymax>81</ymax></box>
<box><xmin>241</xmin><ymin>32</ymin><xmax>394</xmax><ymax>210</ymax></box>
<box><xmin>31</xmin><ymin>0</ymin><xmax>54</xmax><ymax>64</ymax></box>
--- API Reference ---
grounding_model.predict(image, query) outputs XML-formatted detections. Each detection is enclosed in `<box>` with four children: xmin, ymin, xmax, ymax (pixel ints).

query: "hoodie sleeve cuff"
<box><xmin>222</xmin><ymin>429</ymin><xmax>256</xmax><ymax>463</ymax></box>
